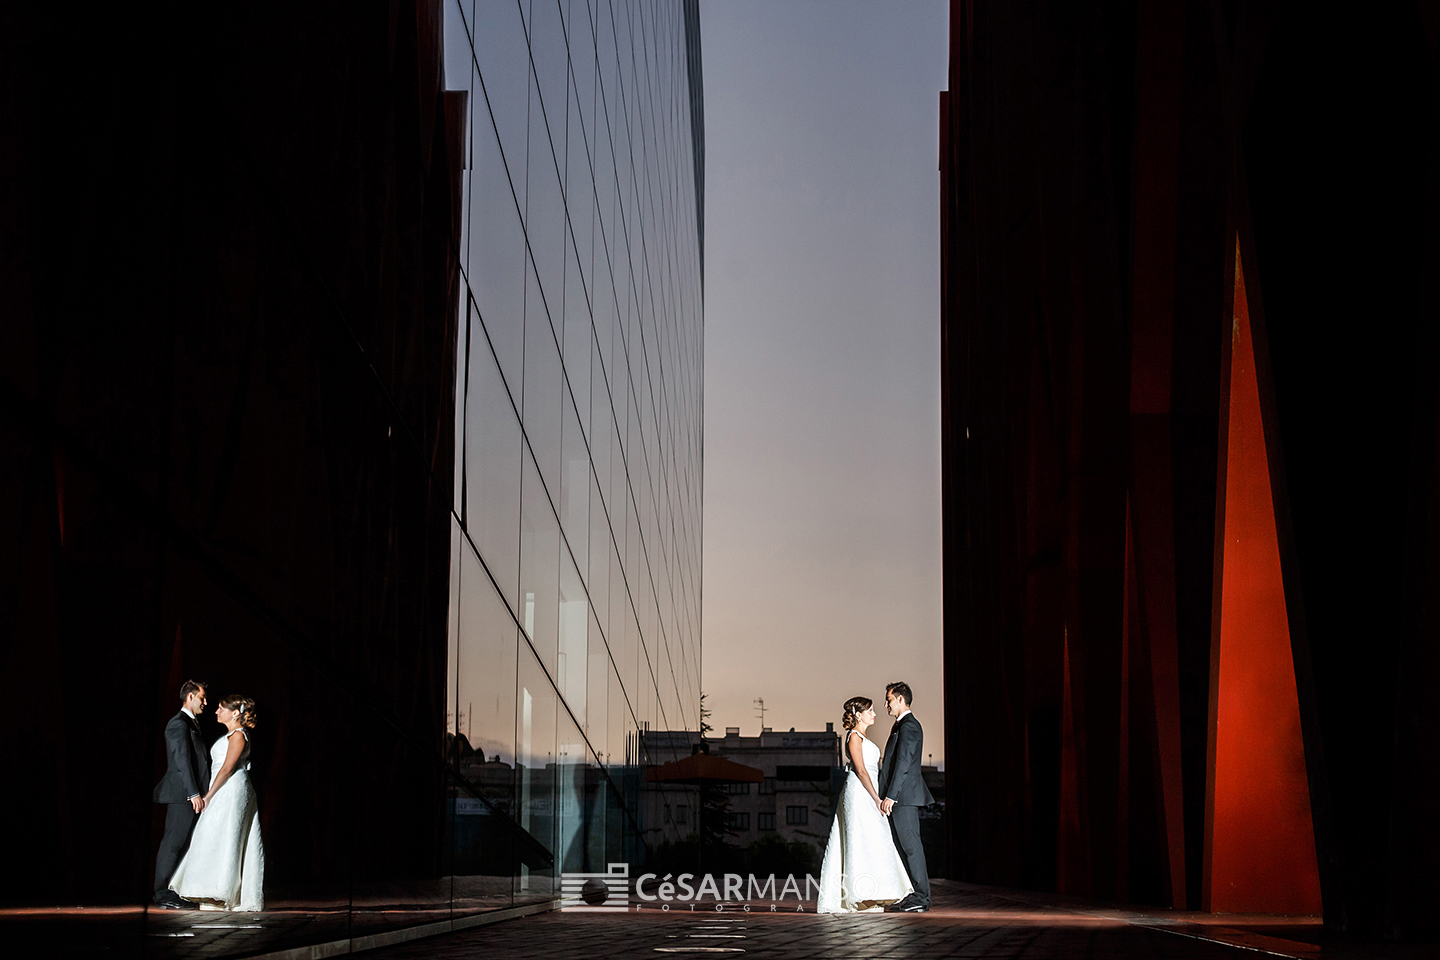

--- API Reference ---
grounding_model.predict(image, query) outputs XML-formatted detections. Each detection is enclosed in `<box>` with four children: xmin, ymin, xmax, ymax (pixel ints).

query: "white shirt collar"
<box><xmin>895</xmin><ymin>709</ymin><xmax>912</xmax><ymax>722</ymax></box>
<box><xmin>181</xmin><ymin>707</ymin><xmax>195</xmax><ymax>720</ymax></box>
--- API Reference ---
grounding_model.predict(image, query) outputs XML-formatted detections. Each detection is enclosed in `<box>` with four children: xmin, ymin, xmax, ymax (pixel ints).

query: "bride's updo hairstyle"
<box><xmin>841</xmin><ymin>697</ymin><xmax>872</xmax><ymax>731</ymax></box>
<box><xmin>220</xmin><ymin>695</ymin><xmax>258</xmax><ymax>730</ymax></box>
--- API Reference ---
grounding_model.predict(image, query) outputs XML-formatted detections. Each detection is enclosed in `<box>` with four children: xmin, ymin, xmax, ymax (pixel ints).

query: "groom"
<box><xmin>152</xmin><ymin>680</ymin><xmax>210</xmax><ymax>909</ymax></box>
<box><xmin>877</xmin><ymin>681</ymin><xmax>935</xmax><ymax>912</ymax></box>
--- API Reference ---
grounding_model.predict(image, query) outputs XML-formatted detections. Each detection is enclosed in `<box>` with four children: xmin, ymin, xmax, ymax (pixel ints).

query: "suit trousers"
<box><xmin>888</xmin><ymin>804</ymin><xmax>931</xmax><ymax>904</ymax></box>
<box><xmin>154</xmin><ymin>802</ymin><xmax>198</xmax><ymax>897</ymax></box>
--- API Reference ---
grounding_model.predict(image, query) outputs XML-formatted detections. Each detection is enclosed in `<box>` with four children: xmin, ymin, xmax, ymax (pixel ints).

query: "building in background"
<box><xmin>638</xmin><ymin>726</ymin><xmax>839</xmax><ymax>867</ymax></box>
<box><xmin>442</xmin><ymin>0</ymin><xmax>705</xmax><ymax>907</ymax></box>
<box><xmin>706</xmin><ymin>726</ymin><xmax>840</xmax><ymax>849</ymax></box>
<box><xmin>639</xmin><ymin>724</ymin><xmax>945</xmax><ymax>877</ymax></box>
<box><xmin>0</xmin><ymin>0</ymin><xmax>703</xmax><ymax>957</ymax></box>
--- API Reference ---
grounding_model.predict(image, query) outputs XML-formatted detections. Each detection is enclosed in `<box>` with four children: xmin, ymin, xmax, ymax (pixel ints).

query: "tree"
<box><xmin>699</xmin><ymin>691</ymin><xmax>714</xmax><ymax>737</ymax></box>
<box><xmin>696</xmin><ymin>692</ymin><xmax>738</xmax><ymax>872</ymax></box>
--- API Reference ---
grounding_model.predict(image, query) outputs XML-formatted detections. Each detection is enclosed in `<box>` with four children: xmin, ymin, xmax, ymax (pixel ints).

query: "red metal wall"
<box><xmin>1205</xmin><ymin>252</ymin><xmax>1321</xmax><ymax>914</ymax></box>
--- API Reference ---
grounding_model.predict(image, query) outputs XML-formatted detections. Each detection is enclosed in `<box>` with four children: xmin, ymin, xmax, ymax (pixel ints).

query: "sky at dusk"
<box><xmin>700</xmin><ymin>1</ymin><xmax>949</xmax><ymax>763</ymax></box>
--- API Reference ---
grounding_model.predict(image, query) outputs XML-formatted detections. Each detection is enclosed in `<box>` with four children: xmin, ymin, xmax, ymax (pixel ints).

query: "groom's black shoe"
<box><xmin>884</xmin><ymin>895</ymin><xmax>919</xmax><ymax>913</ymax></box>
<box><xmin>154</xmin><ymin>892</ymin><xmax>196</xmax><ymax>910</ymax></box>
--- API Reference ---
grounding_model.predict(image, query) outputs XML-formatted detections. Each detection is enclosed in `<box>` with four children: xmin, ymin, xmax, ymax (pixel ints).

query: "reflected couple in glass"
<box><xmin>153</xmin><ymin>680</ymin><xmax>266</xmax><ymax>912</ymax></box>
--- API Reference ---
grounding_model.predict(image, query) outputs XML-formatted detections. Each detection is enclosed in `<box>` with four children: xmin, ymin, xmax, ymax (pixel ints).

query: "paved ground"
<box><xmin>1</xmin><ymin>879</ymin><xmax>525</xmax><ymax>960</ymax></box>
<box><xmin>7</xmin><ymin>881</ymin><xmax>1435</xmax><ymax>960</ymax></box>
<box><xmin>366</xmin><ymin>882</ymin><xmax>1435</xmax><ymax>960</ymax></box>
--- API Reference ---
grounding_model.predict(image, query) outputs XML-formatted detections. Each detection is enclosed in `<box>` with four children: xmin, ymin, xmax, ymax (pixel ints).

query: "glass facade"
<box><xmin>0</xmin><ymin>4</ymin><xmax>700</xmax><ymax>957</ymax></box>
<box><xmin>443</xmin><ymin>0</ymin><xmax>705</xmax><ymax>910</ymax></box>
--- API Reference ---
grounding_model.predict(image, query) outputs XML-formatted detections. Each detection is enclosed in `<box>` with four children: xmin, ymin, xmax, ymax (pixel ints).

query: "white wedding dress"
<box><xmin>817</xmin><ymin>731</ymin><xmax>914</xmax><ymax>913</ymax></box>
<box><xmin>169</xmin><ymin>729</ymin><xmax>265</xmax><ymax>911</ymax></box>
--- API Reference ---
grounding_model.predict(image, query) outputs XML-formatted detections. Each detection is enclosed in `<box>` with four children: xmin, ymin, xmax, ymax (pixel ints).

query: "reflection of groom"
<box><xmin>878</xmin><ymin>681</ymin><xmax>935</xmax><ymax>912</ymax></box>
<box><xmin>152</xmin><ymin>681</ymin><xmax>210</xmax><ymax>909</ymax></box>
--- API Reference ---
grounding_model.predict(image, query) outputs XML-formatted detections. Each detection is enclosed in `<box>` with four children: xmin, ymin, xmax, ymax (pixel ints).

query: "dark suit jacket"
<box><xmin>152</xmin><ymin>711</ymin><xmax>210</xmax><ymax>803</ymax></box>
<box><xmin>878</xmin><ymin>713</ymin><xmax>936</xmax><ymax>807</ymax></box>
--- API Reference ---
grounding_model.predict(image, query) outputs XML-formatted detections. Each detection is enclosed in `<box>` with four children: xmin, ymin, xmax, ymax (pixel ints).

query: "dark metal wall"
<box><xmin>940</xmin><ymin>0</ymin><xmax>1440</xmax><ymax>938</ymax></box>
<box><xmin>0</xmin><ymin>0</ymin><xmax>463</xmax><ymax>917</ymax></box>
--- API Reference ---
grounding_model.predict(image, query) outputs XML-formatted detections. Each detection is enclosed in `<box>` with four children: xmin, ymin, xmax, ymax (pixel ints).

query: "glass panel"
<box><xmin>522</xmin><ymin>256</ymin><xmax>563</xmax><ymax>496</ymax></box>
<box><xmin>564</xmin><ymin>0</ymin><xmax>597</xmax><ymax>137</ymax></box>
<box><xmin>446</xmin><ymin>514</ymin><xmax>463</xmax><ymax>752</ymax></box>
<box><xmin>455</xmin><ymin>546</ymin><xmax>524</xmax><ymax>915</ymax></box>
<box><xmin>587</xmin><ymin>472</ymin><xmax>610</xmax><ymax>633</ymax></box>
<box><xmin>589</xmin><ymin>345</ymin><xmax>614</xmax><ymax>503</ymax></box>
<box><xmin>609</xmin><ymin>654</ymin><xmax>633</xmax><ymax>770</ymax></box>
<box><xmin>586</xmin><ymin>606</ymin><xmax>609</xmax><ymax>762</ymax></box>
<box><xmin>515</xmin><ymin>645</ymin><xmax>558</xmax><ymax>903</ymax></box>
<box><xmin>592</xmin><ymin>118</ymin><xmax>617</xmax><ymax>314</ymax></box>
<box><xmin>562</xmin><ymin>238</ymin><xmax>593</xmax><ymax>423</ymax></box>
<box><xmin>559</xmin><ymin>390</ymin><xmax>589</xmax><ymax>563</ymax></box>
<box><xmin>455</xmin><ymin>546</ymin><xmax>519</xmax><ymax>771</ymax></box>
<box><xmin>604</xmin><ymin>647</ymin><xmax>625</xmax><ymax>774</ymax></box>
<box><xmin>609</xmin><ymin>419</ymin><xmax>628</xmax><ymax>543</ymax></box>
<box><xmin>624</xmin><ymin>488</ymin><xmax>640</xmax><ymax>598</ymax></box>
<box><xmin>468</xmin><ymin>103</ymin><xmax>527</xmax><ymax>395</ymax></box>
<box><xmin>558</xmin><ymin>549</ymin><xmax>588</xmax><ymax>726</ymax></box>
<box><xmin>610</xmin><ymin>543</ymin><xmax>636</xmax><ymax>697</ymax></box>
<box><xmin>565</xmin><ymin>95</ymin><xmax>595</xmax><ymax>301</ymax></box>
<box><xmin>555</xmin><ymin>707</ymin><xmax>588</xmax><ymax>875</ymax></box>
<box><xmin>518</xmin><ymin>448</ymin><xmax>560</xmax><ymax>673</ymax></box>
<box><xmin>525</xmin><ymin>71</ymin><xmax>566</xmax><ymax>315</ymax></box>
<box><xmin>472</xmin><ymin>0</ymin><xmax>530</xmax><ymax>174</ymax></box>
<box><xmin>596</xmin><ymin>0</ymin><xmax>621</xmax><ymax>144</ymax></box>
<box><xmin>582</xmin><ymin>750</ymin><xmax>609</xmax><ymax>874</ymax></box>
<box><xmin>462</xmin><ymin>312</ymin><xmax>522</xmax><ymax>608</ymax></box>
<box><xmin>527</xmin><ymin>0</ymin><xmax>568</xmax><ymax>153</ymax></box>
<box><xmin>637</xmin><ymin>641</ymin><xmax>656</xmax><ymax>752</ymax></box>
<box><xmin>452</xmin><ymin>543</ymin><xmax>518</xmax><ymax>915</ymax></box>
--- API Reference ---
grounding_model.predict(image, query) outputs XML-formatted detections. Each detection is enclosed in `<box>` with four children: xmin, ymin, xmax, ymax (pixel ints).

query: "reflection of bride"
<box><xmin>817</xmin><ymin>697</ymin><xmax>913</xmax><ymax>913</ymax></box>
<box><xmin>169</xmin><ymin>695</ymin><xmax>265</xmax><ymax>911</ymax></box>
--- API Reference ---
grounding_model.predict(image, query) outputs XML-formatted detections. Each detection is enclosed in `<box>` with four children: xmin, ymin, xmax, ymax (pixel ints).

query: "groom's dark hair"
<box><xmin>179</xmin><ymin>679</ymin><xmax>207</xmax><ymax>702</ymax></box>
<box><xmin>886</xmin><ymin>681</ymin><xmax>913</xmax><ymax>707</ymax></box>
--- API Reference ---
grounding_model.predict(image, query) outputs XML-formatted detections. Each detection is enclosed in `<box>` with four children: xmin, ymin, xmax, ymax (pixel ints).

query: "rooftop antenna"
<box><xmin>754</xmin><ymin>697</ymin><xmax>767</xmax><ymax>731</ymax></box>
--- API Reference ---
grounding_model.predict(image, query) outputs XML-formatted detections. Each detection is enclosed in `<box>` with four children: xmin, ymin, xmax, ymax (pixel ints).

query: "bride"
<box><xmin>817</xmin><ymin>696</ymin><xmax>914</xmax><ymax>913</ymax></box>
<box><xmin>168</xmin><ymin>695</ymin><xmax>265</xmax><ymax>911</ymax></box>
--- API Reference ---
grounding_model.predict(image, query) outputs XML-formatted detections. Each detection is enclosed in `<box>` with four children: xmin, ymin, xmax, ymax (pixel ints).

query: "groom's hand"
<box><xmin>190</xmin><ymin>796</ymin><xmax>205</xmax><ymax>813</ymax></box>
<box><xmin>880</xmin><ymin>798</ymin><xmax>895</xmax><ymax>816</ymax></box>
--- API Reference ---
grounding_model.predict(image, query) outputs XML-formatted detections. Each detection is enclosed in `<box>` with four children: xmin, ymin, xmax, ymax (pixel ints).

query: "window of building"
<box><xmin>786</xmin><ymin>806</ymin><xmax>808</xmax><ymax>826</ymax></box>
<box><xmin>675</xmin><ymin>805</ymin><xmax>688</xmax><ymax>824</ymax></box>
<box><xmin>758</xmin><ymin>812</ymin><xmax>776</xmax><ymax>831</ymax></box>
<box><xmin>726</xmin><ymin>812</ymin><xmax>750</xmax><ymax>830</ymax></box>
<box><xmin>726</xmin><ymin>782</ymin><xmax>750</xmax><ymax>795</ymax></box>
<box><xmin>758</xmin><ymin>777</ymin><xmax>775</xmax><ymax>795</ymax></box>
